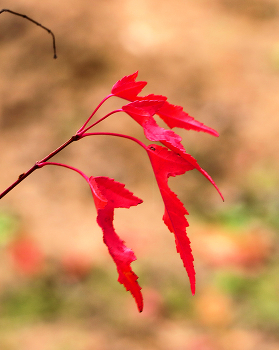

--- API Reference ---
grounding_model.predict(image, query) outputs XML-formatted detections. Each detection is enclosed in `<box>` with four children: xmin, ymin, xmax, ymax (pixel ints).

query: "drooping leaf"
<box><xmin>111</xmin><ymin>71</ymin><xmax>147</xmax><ymax>101</ymax></box>
<box><xmin>122</xmin><ymin>100</ymin><xmax>224</xmax><ymax>200</ymax></box>
<box><xmin>146</xmin><ymin>144</ymin><xmax>196</xmax><ymax>294</ymax></box>
<box><xmin>89</xmin><ymin>176</ymin><xmax>144</xmax><ymax>312</ymax></box>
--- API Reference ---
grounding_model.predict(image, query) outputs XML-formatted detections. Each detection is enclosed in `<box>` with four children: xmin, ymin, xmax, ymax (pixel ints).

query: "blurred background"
<box><xmin>1</xmin><ymin>0</ymin><xmax>279</xmax><ymax>349</ymax></box>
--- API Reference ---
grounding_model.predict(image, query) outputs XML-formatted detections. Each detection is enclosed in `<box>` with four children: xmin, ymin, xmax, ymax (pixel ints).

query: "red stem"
<box><xmin>39</xmin><ymin>161</ymin><xmax>90</xmax><ymax>182</ymax></box>
<box><xmin>82</xmin><ymin>132</ymin><xmax>147</xmax><ymax>150</ymax></box>
<box><xmin>81</xmin><ymin>109</ymin><xmax>122</xmax><ymax>134</ymax></box>
<box><xmin>77</xmin><ymin>94</ymin><xmax>113</xmax><ymax>133</ymax></box>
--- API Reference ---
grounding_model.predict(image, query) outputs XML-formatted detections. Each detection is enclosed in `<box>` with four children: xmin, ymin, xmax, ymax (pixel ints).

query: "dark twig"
<box><xmin>0</xmin><ymin>8</ymin><xmax>57</xmax><ymax>58</ymax></box>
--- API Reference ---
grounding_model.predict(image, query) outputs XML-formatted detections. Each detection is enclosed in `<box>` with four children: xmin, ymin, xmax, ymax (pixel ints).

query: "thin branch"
<box><xmin>0</xmin><ymin>163</ymin><xmax>39</xmax><ymax>199</ymax></box>
<box><xmin>0</xmin><ymin>135</ymin><xmax>79</xmax><ymax>199</ymax></box>
<box><xmin>0</xmin><ymin>8</ymin><xmax>57</xmax><ymax>59</ymax></box>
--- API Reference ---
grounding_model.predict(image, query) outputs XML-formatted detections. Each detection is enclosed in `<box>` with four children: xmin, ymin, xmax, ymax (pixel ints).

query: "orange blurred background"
<box><xmin>1</xmin><ymin>1</ymin><xmax>279</xmax><ymax>349</ymax></box>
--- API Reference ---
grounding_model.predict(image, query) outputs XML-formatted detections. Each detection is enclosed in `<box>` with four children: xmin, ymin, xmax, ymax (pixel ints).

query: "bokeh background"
<box><xmin>1</xmin><ymin>0</ymin><xmax>279</xmax><ymax>349</ymax></box>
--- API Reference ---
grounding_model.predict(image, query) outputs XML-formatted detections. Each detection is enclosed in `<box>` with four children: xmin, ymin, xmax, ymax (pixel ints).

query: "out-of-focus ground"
<box><xmin>1</xmin><ymin>0</ymin><xmax>279</xmax><ymax>349</ymax></box>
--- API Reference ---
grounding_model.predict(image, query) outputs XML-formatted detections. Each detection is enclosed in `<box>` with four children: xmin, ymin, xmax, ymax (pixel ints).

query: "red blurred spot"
<box><xmin>8</xmin><ymin>235</ymin><xmax>44</xmax><ymax>276</ymax></box>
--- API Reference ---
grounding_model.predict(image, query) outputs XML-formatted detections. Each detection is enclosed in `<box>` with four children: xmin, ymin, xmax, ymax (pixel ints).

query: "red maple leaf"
<box><xmin>112</xmin><ymin>73</ymin><xmax>218</xmax><ymax>137</ymax></box>
<box><xmin>0</xmin><ymin>71</ymin><xmax>223</xmax><ymax>312</ymax></box>
<box><xmin>157</xmin><ymin>101</ymin><xmax>219</xmax><ymax>137</ymax></box>
<box><xmin>122</xmin><ymin>99</ymin><xmax>224</xmax><ymax>200</ymax></box>
<box><xmin>122</xmin><ymin>99</ymin><xmax>184</xmax><ymax>145</ymax></box>
<box><xmin>146</xmin><ymin>144</ymin><xmax>196</xmax><ymax>294</ymax></box>
<box><xmin>89</xmin><ymin>176</ymin><xmax>144</xmax><ymax>312</ymax></box>
<box><xmin>111</xmin><ymin>71</ymin><xmax>147</xmax><ymax>101</ymax></box>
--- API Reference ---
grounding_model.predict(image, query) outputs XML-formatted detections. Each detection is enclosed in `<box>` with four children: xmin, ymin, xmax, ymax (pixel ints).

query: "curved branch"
<box><xmin>0</xmin><ymin>8</ymin><xmax>57</xmax><ymax>59</ymax></box>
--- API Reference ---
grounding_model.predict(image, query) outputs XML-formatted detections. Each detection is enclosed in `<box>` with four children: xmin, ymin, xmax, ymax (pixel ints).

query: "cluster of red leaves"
<box><xmin>87</xmin><ymin>72</ymin><xmax>222</xmax><ymax>312</ymax></box>
<box><xmin>2</xmin><ymin>72</ymin><xmax>221</xmax><ymax>312</ymax></box>
<box><xmin>0</xmin><ymin>9</ymin><xmax>222</xmax><ymax>313</ymax></box>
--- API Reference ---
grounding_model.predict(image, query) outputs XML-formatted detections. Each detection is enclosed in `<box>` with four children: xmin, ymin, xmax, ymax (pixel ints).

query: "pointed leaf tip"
<box><xmin>90</xmin><ymin>176</ymin><xmax>143</xmax><ymax>209</ymax></box>
<box><xmin>158</xmin><ymin>102</ymin><xmax>219</xmax><ymax>137</ymax></box>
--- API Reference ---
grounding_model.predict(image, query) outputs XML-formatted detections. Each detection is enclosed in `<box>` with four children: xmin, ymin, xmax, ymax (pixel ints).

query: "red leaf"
<box><xmin>137</xmin><ymin>96</ymin><xmax>219</xmax><ymax>137</ymax></box>
<box><xmin>89</xmin><ymin>176</ymin><xmax>144</xmax><ymax>312</ymax></box>
<box><xmin>122</xmin><ymin>99</ymin><xmax>165</xmax><ymax>123</ymax></box>
<box><xmin>112</xmin><ymin>72</ymin><xmax>218</xmax><ymax>136</ymax></box>
<box><xmin>146</xmin><ymin>144</ymin><xmax>196</xmax><ymax>294</ymax></box>
<box><xmin>122</xmin><ymin>100</ymin><xmax>224</xmax><ymax>200</ymax></box>
<box><xmin>157</xmin><ymin>102</ymin><xmax>219</xmax><ymax>137</ymax></box>
<box><xmin>137</xmin><ymin>93</ymin><xmax>168</xmax><ymax>103</ymax></box>
<box><xmin>122</xmin><ymin>99</ymin><xmax>183</xmax><ymax>146</ymax></box>
<box><xmin>111</xmin><ymin>71</ymin><xmax>147</xmax><ymax>101</ymax></box>
<box><xmin>160</xmin><ymin>139</ymin><xmax>224</xmax><ymax>201</ymax></box>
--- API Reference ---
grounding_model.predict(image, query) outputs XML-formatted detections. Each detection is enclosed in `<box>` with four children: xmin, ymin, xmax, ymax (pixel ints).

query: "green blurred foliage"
<box><xmin>0</xmin><ymin>212</ymin><xmax>18</xmax><ymax>247</ymax></box>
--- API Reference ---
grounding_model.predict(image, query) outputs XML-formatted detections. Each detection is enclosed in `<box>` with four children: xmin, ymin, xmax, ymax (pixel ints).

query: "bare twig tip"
<box><xmin>1</xmin><ymin>8</ymin><xmax>57</xmax><ymax>59</ymax></box>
